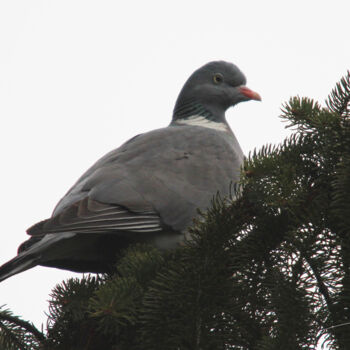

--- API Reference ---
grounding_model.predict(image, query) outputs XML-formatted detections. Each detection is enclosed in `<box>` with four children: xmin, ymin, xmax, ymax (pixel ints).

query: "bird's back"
<box><xmin>52</xmin><ymin>124</ymin><xmax>244</xmax><ymax>232</ymax></box>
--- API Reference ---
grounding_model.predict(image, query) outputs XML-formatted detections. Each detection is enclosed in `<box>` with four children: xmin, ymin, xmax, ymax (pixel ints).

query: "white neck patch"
<box><xmin>175</xmin><ymin>115</ymin><xmax>229</xmax><ymax>132</ymax></box>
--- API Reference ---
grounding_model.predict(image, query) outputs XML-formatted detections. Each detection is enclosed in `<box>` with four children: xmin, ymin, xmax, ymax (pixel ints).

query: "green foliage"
<box><xmin>88</xmin><ymin>245</ymin><xmax>166</xmax><ymax>349</ymax></box>
<box><xmin>0</xmin><ymin>306</ymin><xmax>43</xmax><ymax>350</ymax></box>
<box><xmin>1</xmin><ymin>71</ymin><xmax>350</xmax><ymax>349</ymax></box>
<box><xmin>44</xmin><ymin>275</ymin><xmax>104</xmax><ymax>349</ymax></box>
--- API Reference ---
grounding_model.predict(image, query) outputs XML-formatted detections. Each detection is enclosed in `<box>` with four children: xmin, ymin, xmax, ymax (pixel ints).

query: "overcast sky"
<box><xmin>0</xmin><ymin>1</ymin><xmax>349</xmax><ymax>348</ymax></box>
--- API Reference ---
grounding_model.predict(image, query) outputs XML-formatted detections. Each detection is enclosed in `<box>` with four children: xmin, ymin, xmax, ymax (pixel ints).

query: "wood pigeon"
<box><xmin>0</xmin><ymin>61</ymin><xmax>261</xmax><ymax>282</ymax></box>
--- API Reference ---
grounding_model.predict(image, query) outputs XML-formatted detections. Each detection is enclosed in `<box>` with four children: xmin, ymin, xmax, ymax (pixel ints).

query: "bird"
<box><xmin>0</xmin><ymin>61</ymin><xmax>261</xmax><ymax>282</ymax></box>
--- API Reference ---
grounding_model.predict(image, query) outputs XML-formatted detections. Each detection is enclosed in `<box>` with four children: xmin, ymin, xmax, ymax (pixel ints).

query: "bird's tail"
<box><xmin>0</xmin><ymin>232</ymin><xmax>76</xmax><ymax>282</ymax></box>
<box><xmin>0</xmin><ymin>251</ymin><xmax>39</xmax><ymax>282</ymax></box>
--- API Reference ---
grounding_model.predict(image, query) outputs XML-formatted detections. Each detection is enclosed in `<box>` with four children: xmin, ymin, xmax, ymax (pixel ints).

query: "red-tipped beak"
<box><xmin>239</xmin><ymin>86</ymin><xmax>262</xmax><ymax>101</ymax></box>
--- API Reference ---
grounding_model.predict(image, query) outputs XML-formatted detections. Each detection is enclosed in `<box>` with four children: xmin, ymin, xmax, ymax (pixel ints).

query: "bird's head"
<box><xmin>172</xmin><ymin>61</ymin><xmax>261</xmax><ymax>123</ymax></box>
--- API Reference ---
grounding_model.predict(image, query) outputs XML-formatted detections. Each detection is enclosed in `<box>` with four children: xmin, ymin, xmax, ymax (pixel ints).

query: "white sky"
<box><xmin>0</xmin><ymin>1</ymin><xmax>349</xmax><ymax>348</ymax></box>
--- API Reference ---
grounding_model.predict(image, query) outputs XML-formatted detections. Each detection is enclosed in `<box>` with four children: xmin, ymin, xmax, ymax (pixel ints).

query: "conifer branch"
<box><xmin>0</xmin><ymin>313</ymin><xmax>46</xmax><ymax>343</ymax></box>
<box><xmin>302</xmin><ymin>254</ymin><xmax>333</xmax><ymax>310</ymax></box>
<box><xmin>326</xmin><ymin>71</ymin><xmax>350</xmax><ymax>116</ymax></box>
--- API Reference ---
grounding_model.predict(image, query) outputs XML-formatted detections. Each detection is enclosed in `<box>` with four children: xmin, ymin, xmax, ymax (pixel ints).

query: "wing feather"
<box><xmin>27</xmin><ymin>197</ymin><xmax>163</xmax><ymax>235</ymax></box>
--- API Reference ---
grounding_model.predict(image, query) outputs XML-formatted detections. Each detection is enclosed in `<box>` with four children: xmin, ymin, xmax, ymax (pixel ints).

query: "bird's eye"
<box><xmin>213</xmin><ymin>73</ymin><xmax>224</xmax><ymax>84</ymax></box>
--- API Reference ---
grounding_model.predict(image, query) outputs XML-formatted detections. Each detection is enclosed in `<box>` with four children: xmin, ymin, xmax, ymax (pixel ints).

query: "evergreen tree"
<box><xmin>1</xmin><ymin>71</ymin><xmax>349</xmax><ymax>350</ymax></box>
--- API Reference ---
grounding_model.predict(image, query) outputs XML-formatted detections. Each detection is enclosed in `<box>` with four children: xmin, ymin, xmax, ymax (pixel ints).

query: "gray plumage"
<box><xmin>0</xmin><ymin>61</ymin><xmax>261</xmax><ymax>282</ymax></box>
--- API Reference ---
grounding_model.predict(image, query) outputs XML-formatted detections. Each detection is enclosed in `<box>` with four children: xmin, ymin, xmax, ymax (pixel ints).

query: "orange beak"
<box><xmin>239</xmin><ymin>86</ymin><xmax>262</xmax><ymax>101</ymax></box>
